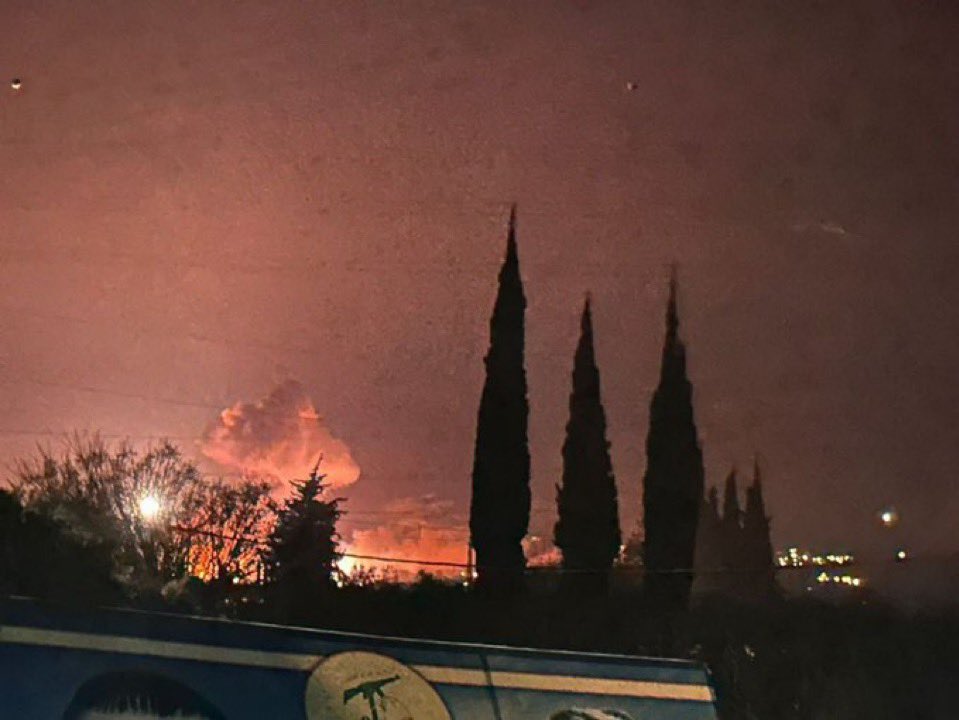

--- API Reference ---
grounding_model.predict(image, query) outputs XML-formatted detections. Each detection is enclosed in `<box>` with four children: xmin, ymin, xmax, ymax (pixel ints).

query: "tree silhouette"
<box><xmin>469</xmin><ymin>205</ymin><xmax>531</xmax><ymax>593</ymax></box>
<box><xmin>720</xmin><ymin>468</ymin><xmax>744</xmax><ymax>597</ymax></box>
<box><xmin>554</xmin><ymin>297</ymin><xmax>621</xmax><ymax>592</ymax></box>
<box><xmin>0</xmin><ymin>488</ymin><xmax>117</xmax><ymax>604</ymax></box>
<box><xmin>742</xmin><ymin>458</ymin><xmax>778</xmax><ymax>601</ymax></box>
<box><xmin>641</xmin><ymin>270</ymin><xmax>704</xmax><ymax>612</ymax></box>
<box><xmin>265</xmin><ymin>461</ymin><xmax>341</xmax><ymax>611</ymax></box>
<box><xmin>13</xmin><ymin>435</ymin><xmax>208</xmax><ymax>596</ymax></box>
<box><xmin>692</xmin><ymin>486</ymin><xmax>723</xmax><ymax>598</ymax></box>
<box><xmin>185</xmin><ymin>477</ymin><xmax>276</xmax><ymax>591</ymax></box>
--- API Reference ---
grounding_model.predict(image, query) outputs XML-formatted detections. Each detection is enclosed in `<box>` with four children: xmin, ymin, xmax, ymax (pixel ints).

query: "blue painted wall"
<box><xmin>0</xmin><ymin>599</ymin><xmax>718</xmax><ymax>719</ymax></box>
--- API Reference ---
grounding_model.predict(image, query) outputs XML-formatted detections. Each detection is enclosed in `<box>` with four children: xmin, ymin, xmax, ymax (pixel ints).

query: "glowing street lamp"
<box><xmin>879</xmin><ymin>508</ymin><xmax>898</xmax><ymax>528</ymax></box>
<box><xmin>138</xmin><ymin>494</ymin><xmax>162</xmax><ymax>522</ymax></box>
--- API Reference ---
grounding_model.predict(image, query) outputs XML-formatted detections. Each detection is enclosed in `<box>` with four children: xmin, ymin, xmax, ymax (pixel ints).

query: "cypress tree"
<box><xmin>742</xmin><ymin>458</ymin><xmax>778</xmax><ymax>601</ymax></box>
<box><xmin>469</xmin><ymin>206</ymin><xmax>530</xmax><ymax>593</ymax></box>
<box><xmin>692</xmin><ymin>486</ymin><xmax>723</xmax><ymax>598</ymax></box>
<box><xmin>720</xmin><ymin>468</ymin><xmax>744</xmax><ymax>598</ymax></box>
<box><xmin>554</xmin><ymin>297</ymin><xmax>621</xmax><ymax>592</ymax></box>
<box><xmin>642</xmin><ymin>270</ymin><xmax>704</xmax><ymax>611</ymax></box>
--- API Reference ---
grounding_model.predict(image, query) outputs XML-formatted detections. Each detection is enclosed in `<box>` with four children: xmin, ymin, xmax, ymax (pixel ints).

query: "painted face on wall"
<box><xmin>550</xmin><ymin>711</ymin><xmax>635</xmax><ymax>720</ymax></box>
<box><xmin>62</xmin><ymin>672</ymin><xmax>225</xmax><ymax>720</ymax></box>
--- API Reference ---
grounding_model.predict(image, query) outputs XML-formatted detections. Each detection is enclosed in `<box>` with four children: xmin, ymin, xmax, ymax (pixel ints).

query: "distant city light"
<box><xmin>777</xmin><ymin>547</ymin><xmax>854</xmax><ymax>568</ymax></box>
<box><xmin>896</xmin><ymin>549</ymin><xmax>908</xmax><ymax>561</ymax></box>
<box><xmin>815</xmin><ymin>571</ymin><xmax>864</xmax><ymax>588</ymax></box>
<box><xmin>879</xmin><ymin>508</ymin><xmax>898</xmax><ymax>527</ymax></box>
<box><xmin>138</xmin><ymin>494</ymin><xmax>161</xmax><ymax>521</ymax></box>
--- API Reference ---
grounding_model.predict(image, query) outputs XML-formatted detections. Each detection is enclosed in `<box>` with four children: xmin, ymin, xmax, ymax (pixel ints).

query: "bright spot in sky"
<box><xmin>879</xmin><ymin>508</ymin><xmax>898</xmax><ymax>527</ymax></box>
<box><xmin>138</xmin><ymin>494</ymin><xmax>161</xmax><ymax>521</ymax></box>
<box><xmin>896</xmin><ymin>549</ymin><xmax>907</xmax><ymax>561</ymax></box>
<box><xmin>10</xmin><ymin>78</ymin><xmax>21</xmax><ymax>91</ymax></box>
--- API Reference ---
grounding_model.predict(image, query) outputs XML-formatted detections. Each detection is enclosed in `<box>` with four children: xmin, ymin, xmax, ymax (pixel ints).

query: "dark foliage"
<box><xmin>695</xmin><ymin>464</ymin><xmax>779</xmax><ymax>604</ymax></box>
<box><xmin>642</xmin><ymin>271</ymin><xmax>704</xmax><ymax>612</ymax></box>
<box><xmin>13</xmin><ymin>435</ymin><xmax>208</xmax><ymax>595</ymax></box>
<box><xmin>554</xmin><ymin>297</ymin><xmax>621</xmax><ymax>592</ymax></box>
<box><xmin>469</xmin><ymin>205</ymin><xmax>531</xmax><ymax>593</ymax></box>
<box><xmin>264</xmin><ymin>462</ymin><xmax>341</xmax><ymax>616</ymax></box>
<box><xmin>720</xmin><ymin>469</ymin><xmax>745</xmax><ymax>594</ymax></box>
<box><xmin>0</xmin><ymin>488</ymin><xmax>118</xmax><ymax>604</ymax></box>
<box><xmin>741</xmin><ymin>461</ymin><xmax>777</xmax><ymax>601</ymax></box>
<box><xmin>693</xmin><ymin>486</ymin><xmax>723</xmax><ymax>596</ymax></box>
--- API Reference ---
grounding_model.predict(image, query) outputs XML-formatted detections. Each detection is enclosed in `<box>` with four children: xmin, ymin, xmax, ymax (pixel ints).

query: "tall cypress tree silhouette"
<box><xmin>743</xmin><ymin>458</ymin><xmax>778</xmax><ymax>601</ymax></box>
<box><xmin>469</xmin><ymin>205</ymin><xmax>530</xmax><ymax>593</ymax></box>
<box><xmin>720</xmin><ymin>468</ymin><xmax>743</xmax><ymax>597</ymax></box>
<box><xmin>642</xmin><ymin>270</ymin><xmax>704</xmax><ymax>611</ymax></box>
<box><xmin>555</xmin><ymin>297</ymin><xmax>622</xmax><ymax>592</ymax></box>
<box><xmin>692</xmin><ymin>486</ymin><xmax>723</xmax><ymax>598</ymax></box>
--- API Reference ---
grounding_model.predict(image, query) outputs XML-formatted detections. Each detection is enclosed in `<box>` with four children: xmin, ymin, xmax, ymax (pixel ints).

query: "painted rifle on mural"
<box><xmin>0</xmin><ymin>598</ymin><xmax>718</xmax><ymax>719</ymax></box>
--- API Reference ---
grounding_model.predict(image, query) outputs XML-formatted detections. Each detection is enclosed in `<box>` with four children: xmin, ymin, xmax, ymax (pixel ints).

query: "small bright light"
<box><xmin>896</xmin><ymin>549</ymin><xmax>907</xmax><ymax>561</ymax></box>
<box><xmin>138</xmin><ymin>494</ymin><xmax>161</xmax><ymax>520</ymax></box>
<box><xmin>10</xmin><ymin>78</ymin><xmax>21</xmax><ymax>91</ymax></box>
<box><xmin>880</xmin><ymin>508</ymin><xmax>899</xmax><ymax>527</ymax></box>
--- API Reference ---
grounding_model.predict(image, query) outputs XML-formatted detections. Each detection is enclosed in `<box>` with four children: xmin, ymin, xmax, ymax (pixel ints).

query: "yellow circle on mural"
<box><xmin>305</xmin><ymin>651</ymin><xmax>452</xmax><ymax>720</ymax></box>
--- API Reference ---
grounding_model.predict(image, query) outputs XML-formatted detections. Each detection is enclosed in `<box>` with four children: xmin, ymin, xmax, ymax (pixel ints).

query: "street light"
<box><xmin>138</xmin><ymin>494</ymin><xmax>161</xmax><ymax>522</ymax></box>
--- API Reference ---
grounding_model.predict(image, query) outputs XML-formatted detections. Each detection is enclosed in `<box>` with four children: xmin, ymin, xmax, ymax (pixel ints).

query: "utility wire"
<box><xmin>167</xmin><ymin>525</ymin><xmax>933</xmax><ymax>576</ymax></box>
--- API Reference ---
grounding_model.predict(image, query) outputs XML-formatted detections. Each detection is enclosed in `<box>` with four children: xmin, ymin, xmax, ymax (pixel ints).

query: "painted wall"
<box><xmin>0</xmin><ymin>599</ymin><xmax>717</xmax><ymax>719</ymax></box>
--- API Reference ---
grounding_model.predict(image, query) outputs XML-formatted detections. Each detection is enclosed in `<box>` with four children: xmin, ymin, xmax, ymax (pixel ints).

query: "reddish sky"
<box><xmin>1</xmin><ymin>0</ymin><xmax>957</xmax><ymax>563</ymax></box>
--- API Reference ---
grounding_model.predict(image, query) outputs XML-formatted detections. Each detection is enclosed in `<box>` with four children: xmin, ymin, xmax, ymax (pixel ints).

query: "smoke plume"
<box><xmin>200</xmin><ymin>380</ymin><xmax>360</xmax><ymax>489</ymax></box>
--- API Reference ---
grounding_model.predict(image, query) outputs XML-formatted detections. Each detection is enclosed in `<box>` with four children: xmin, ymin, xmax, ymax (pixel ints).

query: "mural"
<box><xmin>305</xmin><ymin>651</ymin><xmax>452</xmax><ymax>720</ymax></box>
<box><xmin>0</xmin><ymin>599</ymin><xmax>718</xmax><ymax>719</ymax></box>
<box><xmin>62</xmin><ymin>671</ymin><xmax>225</xmax><ymax>720</ymax></box>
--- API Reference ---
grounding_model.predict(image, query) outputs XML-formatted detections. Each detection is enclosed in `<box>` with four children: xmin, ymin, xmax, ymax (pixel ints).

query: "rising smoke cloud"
<box><xmin>200</xmin><ymin>380</ymin><xmax>360</xmax><ymax>489</ymax></box>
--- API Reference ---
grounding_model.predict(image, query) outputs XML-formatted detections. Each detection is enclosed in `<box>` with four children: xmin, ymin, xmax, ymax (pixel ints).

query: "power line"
<box><xmin>0</xmin><ymin>374</ymin><xmax>341</xmax><ymax>424</ymax></box>
<box><xmin>168</xmin><ymin>523</ymin><xmax>940</xmax><ymax>575</ymax></box>
<box><xmin>0</xmin><ymin>303</ymin><xmax>322</xmax><ymax>358</ymax></box>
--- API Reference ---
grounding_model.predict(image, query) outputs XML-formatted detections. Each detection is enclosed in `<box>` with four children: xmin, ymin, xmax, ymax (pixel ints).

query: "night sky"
<box><xmin>1</xmin><ymin>1</ymin><xmax>957</xmax><ymax>564</ymax></box>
